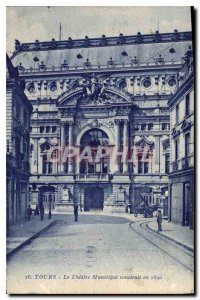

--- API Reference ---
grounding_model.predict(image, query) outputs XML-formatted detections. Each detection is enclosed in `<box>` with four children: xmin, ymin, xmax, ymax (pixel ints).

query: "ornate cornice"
<box><xmin>12</xmin><ymin>31</ymin><xmax>192</xmax><ymax>57</ymax></box>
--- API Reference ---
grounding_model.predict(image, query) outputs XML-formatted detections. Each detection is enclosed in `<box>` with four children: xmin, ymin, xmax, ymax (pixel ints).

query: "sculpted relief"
<box><xmin>58</xmin><ymin>75</ymin><xmax>131</xmax><ymax>106</ymax></box>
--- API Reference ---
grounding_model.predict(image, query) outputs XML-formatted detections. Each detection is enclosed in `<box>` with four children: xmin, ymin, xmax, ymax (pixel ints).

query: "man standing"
<box><xmin>74</xmin><ymin>205</ymin><xmax>78</xmax><ymax>222</ymax></box>
<box><xmin>26</xmin><ymin>205</ymin><xmax>32</xmax><ymax>221</ymax></box>
<box><xmin>157</xmin><ymin>210</ymin><xmax>162</xmax><ymax>232</ymax></box>
<box><xmin>40</xmin><ymin>205</ymin><xmax>45</xmax><ymax>221</ymax></box>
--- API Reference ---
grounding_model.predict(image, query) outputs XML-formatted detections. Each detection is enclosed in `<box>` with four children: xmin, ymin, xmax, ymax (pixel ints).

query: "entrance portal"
<box><xmin>84</xmin><ymin>187</ymin><xmax>104</xmax><ymax>211</ymax></box>
<box><xmin>38</xmin><ymin>186</ymin><xmax>55</xmax><ymax>210</ymax></box>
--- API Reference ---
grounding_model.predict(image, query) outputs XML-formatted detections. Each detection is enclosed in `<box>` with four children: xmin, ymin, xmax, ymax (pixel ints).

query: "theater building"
<box><xmin>10</xmin><ymin>30</ymin><xmax>192</xmax><ymax>212</ymax></box>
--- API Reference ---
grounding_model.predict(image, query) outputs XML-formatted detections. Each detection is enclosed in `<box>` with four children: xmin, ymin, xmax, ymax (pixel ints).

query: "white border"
<box><xmin>1</xmin><ymin>2</ymin><xmax>199</xmax><ymax>299</ymax></box>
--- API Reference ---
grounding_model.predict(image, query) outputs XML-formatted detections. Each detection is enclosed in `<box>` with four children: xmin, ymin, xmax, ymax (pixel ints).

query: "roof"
<box><xmin>11</xmin><ymin>31</ymin><xmax>192</xmax><ymax>70</ymax></box>
<box><xmin>6</xmin><ymin>54</ymin><xmax>19</xmax><ymax>80</ymax></box>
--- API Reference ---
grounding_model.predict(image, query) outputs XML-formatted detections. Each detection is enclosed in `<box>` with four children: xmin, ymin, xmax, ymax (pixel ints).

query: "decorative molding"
<box><xmin>135</xmin><ymin>136</ymin><xmax>154</xmax><ymax>149</ymax></box>
<box><xmin>11</xmin><ymin>31</ymin><xmax>192</xmax><ymax>58</ymax></box>
<box><xmin>88</xmin><ymin>119</ymin><xmax>102</xmax><ymax>128</ymax></box>
<box><xmin>181</xmin><ymin>119</ymin><xmax>192</xmax><ymax>132</ymax></box>
<box><xmin>162</xmin><ymin>138</ymin><xmax>170</xmax><ymax>150</ymax></box>
<box><xmin>171</xmin><ymin>128</ymin><xmax>180</xmax><ymax>138</ymax></box>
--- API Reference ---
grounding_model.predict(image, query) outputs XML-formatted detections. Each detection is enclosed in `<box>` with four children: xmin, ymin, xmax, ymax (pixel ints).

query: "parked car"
<box><xmin>134</xmin><ymin>205</ymin><xmax>157</xmax><ymax>218</ymax></box>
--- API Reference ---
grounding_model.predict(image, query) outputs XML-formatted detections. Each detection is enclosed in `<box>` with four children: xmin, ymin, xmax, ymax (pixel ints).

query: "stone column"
<box><xmin>123</xmin><ymin>119</ymin><xmax>129</xmax><ymax>173</ymax></box>
<box><xmin>115</xmin><ymin>119</ymin><xmax>121</xmax><ymax>173</ymax></box>
<box><xmin>68</xmin><ymin>121</ymin><xmax>74</xmax><ymax>173</ymax></box>
<box><xmin>60</xmin><ymin>121</ymin><xmax>66</xmax><ymax>173</ymax></box>
<box><xmin>154</xmin><ymin>135</ymin><xmax>160</xmax><ymax>173</ymax></box>
<box><xmin>76</xmin><ymin>146</ymin><xmax>80</xmax><ymax>177</ymax></box>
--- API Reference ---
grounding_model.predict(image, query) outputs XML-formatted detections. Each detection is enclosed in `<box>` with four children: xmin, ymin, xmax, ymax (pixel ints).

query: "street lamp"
<box><xmin>129</xmin><ymin>167</ymin><xmax>134</xmax><ymax>214</ymax></box>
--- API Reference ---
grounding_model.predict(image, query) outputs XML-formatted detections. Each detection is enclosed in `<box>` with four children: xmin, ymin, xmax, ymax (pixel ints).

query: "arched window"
<box><xmin>80</xmin><ymin>129</ymin><xmax>109</xmax><ymax>174</ymax></box>
<box><xmin>40</xmin><ymin>142</ymin><xmax>57</xmax><ymax>174</ymax></box>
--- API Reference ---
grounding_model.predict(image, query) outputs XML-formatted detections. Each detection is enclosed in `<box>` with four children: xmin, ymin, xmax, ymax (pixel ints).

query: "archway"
<box><xmin>80</xmin><ymin>128</ymin><xmax>109</xmax><ymax>174</ymax></box>
<box><xmin>38</xmin><ymin>185</ymin><xmax>56</xmax><ymax>210</ymax></box>
<box><xmin>84</xmin><ymin>187</ymin><xmax>104</xmax><ymax>211</ymax></box>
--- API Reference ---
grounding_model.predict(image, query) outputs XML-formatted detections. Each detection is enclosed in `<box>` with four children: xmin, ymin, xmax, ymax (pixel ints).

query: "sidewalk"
<box><xmin>7</xmin><ymin>215</ymin><xmax>56</xmax><ymax>257</ymax></box>
<box><xmin>148</xmin><ymin>219</ymin><xmax>194</xmax><ymax>251</ymax></box>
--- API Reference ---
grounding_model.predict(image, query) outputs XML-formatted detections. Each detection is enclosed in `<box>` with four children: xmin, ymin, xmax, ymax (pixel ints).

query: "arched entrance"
<box><xmin>80</xmin><ymin>129</ymin><xmax>109</xmax><ymax>174</ymax></box>
<box><xmin>38</xmin><ymin>186</ymin><xmax>56</xmax><ymax>210</ymax></box>
<box><xmin>84</xmin><ymin>187</ymin><xmax>104</xmax><ymax>211</ymax></box>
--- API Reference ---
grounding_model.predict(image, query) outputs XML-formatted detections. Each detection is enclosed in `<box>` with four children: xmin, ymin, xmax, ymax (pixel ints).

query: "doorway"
<box><xmin>84</xmin><ymin>187</ymin><xmax>104</xmax><ymax>211</ymax></box>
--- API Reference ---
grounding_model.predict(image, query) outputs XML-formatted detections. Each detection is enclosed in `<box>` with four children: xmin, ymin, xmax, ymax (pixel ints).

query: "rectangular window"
<box><xmin>141</xmin><ymin>124</ymin><xmax>146</xmax><ymax>131</ymax></box>
<box><xmin>165</xmin><ymin>153</ymin><xmax>170</xmax><ymax>174</ymax></box>
<box><xmin>162</xmin><ymin>123</ymin><xmax>168</xmax><ymax>130</ymax></box>
<box><xmin>42</xmin><ymin>155</ymin><xmax>53</xmax><ymax>174</ymax></box>
<box><xmin>185</xmin><ymin>133</ymin><xmax>190</xmax><ymax>157</ymax></box>
<box><xmin>144</xmin><ymin>162</ymin><xmax>149</xmax><ymax>174</ymax></box>
<box><xmin>176</xmin><ymin>104</ymin><xmax>179</xmax><ymax>124</ymax></box>
<box><xmin>49</xmin><ymin>162</ymin><xmax>53</xmax><ymax>174</ymax></box>
<box><xmin>46</xmin><ymin>126</ymin><xmax>50</xmax><ymax>133</ymax></box>
<box><xmin>138</xmin><ymin>157</ymin><xmax>149</xmax><ymax>174</ymax></box>
<box><xmin>134</xmin><ymin>124</ymin><xmax>139</xmax><ymax>131</ymax></box>
<box><xmin>40</xmin><ymin>126</ymin><xmax>45</xmax><ymax>133</ymax></box>
<box><xmin>175</xmin><ymin>139</ymin><xmax>179</xmax><ymax>161</ymax></box>
<box><xmin>185</xmin><ymin>94</ymin><xmax>190</xmax><ymax>116</ymax></box>
<box><xmin>148</xmin><ymin>123</ymin><xmax>153</xmax><ymax>130</ymax></box>
<box><xmin>52</xmin><ymin>126</ymin><xmax>57</xmax><ymax>133</ymax></box>
<box><xmin>138</xmin><ymin>161</ymin><xmax>143</xmax><ymax>174</ymax></box>
<box><xmin>42</xmin><ymin>155</ymin><xmax>47</xmax><ymax>174</ymax></box>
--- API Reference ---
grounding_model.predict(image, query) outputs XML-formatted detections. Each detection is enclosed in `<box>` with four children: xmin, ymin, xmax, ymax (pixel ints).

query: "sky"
<box><xmin>6</xmin><ymin>6</ymin><xmax>192</xmax><ymax>54</ymax></box>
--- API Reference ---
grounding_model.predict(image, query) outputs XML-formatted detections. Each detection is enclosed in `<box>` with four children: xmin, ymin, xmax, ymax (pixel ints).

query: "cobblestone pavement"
<box><xmin>7</xmin><ymin>213</ymin><xmax>194</xmax><ymax>294</ymax></box>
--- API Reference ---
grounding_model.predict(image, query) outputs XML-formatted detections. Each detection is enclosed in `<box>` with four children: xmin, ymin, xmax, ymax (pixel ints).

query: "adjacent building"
<box><xmin>10</xmin><ymin>30</ymin><xmax>192</xmax><ymax>213</ymax></box>
<box><xmin>6</xmin><ymin>54</ymin><xmax>33</xmax><ymax>225</ymax></box>
<box><xmin>168</xmin><ymin>46</ymin><xmax>194</xmax><ymax>228</ymax></box>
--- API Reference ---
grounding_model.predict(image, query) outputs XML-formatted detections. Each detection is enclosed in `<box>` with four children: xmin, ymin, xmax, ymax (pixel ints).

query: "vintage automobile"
<box><xmin>134</xmin><ymin>205</ymin><xmax>157</xmax><ymax>218</ymax></box>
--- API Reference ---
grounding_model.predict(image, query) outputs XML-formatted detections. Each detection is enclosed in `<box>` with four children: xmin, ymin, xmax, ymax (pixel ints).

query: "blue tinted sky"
<box><xmin>6</xmin><ymin>6</ymin><xmax>192</xmax><ymax>54</ymax></box>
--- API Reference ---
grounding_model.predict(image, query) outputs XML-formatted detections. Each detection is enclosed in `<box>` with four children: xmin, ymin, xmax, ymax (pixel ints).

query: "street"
<box><xmin>7</xmin><ymin>213</ymin><xmax>194</xmax><ymax>294</ymax></box>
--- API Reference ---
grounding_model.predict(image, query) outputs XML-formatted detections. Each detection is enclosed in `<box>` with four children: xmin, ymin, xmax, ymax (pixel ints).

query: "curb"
<box><xmin>146</xmin><ymin>223</ymin><xmax>194</xmax><ymax>252</ymax></box>
<box><xmin>7</xmin><ymin>220</ymin><xmax>57</xmax><ymax>258</ymax></box>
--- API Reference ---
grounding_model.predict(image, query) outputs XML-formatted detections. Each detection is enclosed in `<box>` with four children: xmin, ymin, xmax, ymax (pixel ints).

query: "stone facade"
<box><xmin>10</xmin><ymin>30</ymin><xmax>192</xmax><ymax>213</ymax></box>
<box><xmin>168</xmin><ymin>46</ymin><xmax>194</xmax><ymax>228</ymax></box>
<box><xmin>6</xmin><ymin>55</ymin><xmax>33</xmax><ymax>225</ymax></box>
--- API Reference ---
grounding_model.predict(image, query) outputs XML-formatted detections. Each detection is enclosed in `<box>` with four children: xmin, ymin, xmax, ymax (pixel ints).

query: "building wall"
<box><xmin>168</xmin><ymin>51</ymin><xmax>194</xmax><ymax>228</ymax></box>
<box><xmin>10</xmin><ymin>32</ymin><xmax>193</xmax><ymax>214</ymax></box>
<box><xmin>6</xmin><ymin>57</ymin><xmax>32</xmax><ymax>225</ymax></box>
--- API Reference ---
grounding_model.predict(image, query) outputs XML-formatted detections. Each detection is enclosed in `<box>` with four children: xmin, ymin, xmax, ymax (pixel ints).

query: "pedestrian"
<box><xmin>34</xmin><ymin>204</ymin><xmax>39</xmax><ymax>216</ymax></box>
<box><xmin>157</xmin><ymin>210</ymin><xmax>162</xmax><ymax>232</ymax></box>
<box><xmin>40</xmin><ymin>205</ymin><xmax>44</xmax><ymax>221</ymax></box>
<box><xmin>26</xmin><ymin>205</ymin><xmax>32</xmax><ymax>221</ymax></box>
<box><xmin>74</xmin><ymin>205</ymin><xmax>78</xmax><ymax>222</ymax></box>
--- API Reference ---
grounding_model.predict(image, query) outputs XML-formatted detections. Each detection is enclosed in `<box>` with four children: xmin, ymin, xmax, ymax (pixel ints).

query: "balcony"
<box><xmin>182</xmin><ymin>155</ymin><xmax>194</xmax><ymax>169</ymax></box>
<box><xmin>171</xmin><ymin>155</ymin><xmax>194</xmax><ymax>173</ymax></box>
<box><xmin>75</xmin><ymin>173</ymin><xmax>110</xmax><ymax>181</ymax></box>
<box><xmin>182</xmin><ymin>157</ymin><xmax>189</xmax><ymax>170</ymax></box>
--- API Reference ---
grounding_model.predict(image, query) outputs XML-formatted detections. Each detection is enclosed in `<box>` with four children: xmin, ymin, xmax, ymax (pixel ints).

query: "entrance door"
<box><xmin>84</xmin><ymin>187</ymin><xmax>104</xmax><ymax>211</ymax></box>
<box><xmin>38</xmin><ymin>186</ymin><xmax>55</xmax><ymax>210</ymax></box>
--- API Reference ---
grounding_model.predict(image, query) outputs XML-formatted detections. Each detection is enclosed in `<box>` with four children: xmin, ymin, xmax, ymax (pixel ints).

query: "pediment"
<box><xmin>57</xmin><ymin>86</ymin><xmax>132</xmax><ymax>107</ymax></box>
<box><xmin>40</xmin><ymin>138</ymin><xmax>58</xmax><ymax>151</ymax></box>
<box><xmin>135</xmin><ymin>136</ymin><xmax>154</xmax><ymax>149</ymax></box>
<box><xmin>181</xmin><ymin>119</ymin><xmax>192</xmax><ymax>132</ymax></box>
<box><xmin>171</xmin><ymin>128</ymin><xmax>180</xmax><ymax>137</ymax></box>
